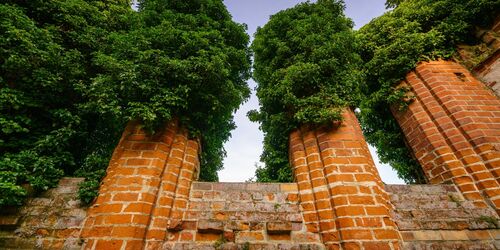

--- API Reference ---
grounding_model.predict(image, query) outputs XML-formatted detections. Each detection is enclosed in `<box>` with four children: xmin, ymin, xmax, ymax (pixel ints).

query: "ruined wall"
<box><xmin>0</xmin><ymin>113</ymin><xmax>500</xmax><ymax>250</ymax></box>
<box><xmin>1</xmin><ymin>25</ymin><xmax>499</xmax><ymax>248</ymax></box>
<box><xmin>392</xmin><ymin>60</ymin><xmax>500</xmax><ymax>215</ymax></box>
<box><xmin>0</xmin><ymin>178</ymin><xmax>87</xmax><ymax>250</ymax></box>
<box><xmin>80</xmin><ymin>120</ymin><xmax>200</xmax><ymax>250</ymax></box>
<box><xmin>288</xmin><ymin>109</ymin><xmax>401</xmax><ymax>249</ymax></box>
<box><xmin>387</xmin><ymin>184</ymin><xmax>500</xmax><ymax>249</ymax></box>
<box><xmin>3</xmin><ymin>177</ymin><xmax>500</xmax><ymax>249</ymax></box>
<box><xmin>163</xmin><ymin>182</ymin><xmax>323</xmax><ymax>249</ymax></box>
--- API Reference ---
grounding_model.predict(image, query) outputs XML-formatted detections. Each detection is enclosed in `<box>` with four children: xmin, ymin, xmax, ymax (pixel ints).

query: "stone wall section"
<box><xmin>0</xmin><ymin>178</ymin><xmax>87</xmax><ymax>249</ymax></box>
<box><xmin>393</xmin><ymin>60</ymin><xmax>500</xmax><ymax>214</ymax></box>
<box><xmin>3</xmin><ymin>178</ymin><xmax>500</xmax><ymax>249</ymax></box>
<box><xmin>162</xmin><ymin>182</ymin><xmax>324</xmax><ymax>249</ymax></box>
<box><xmin>387</xmin><ymin>184</ymin><xmax>500</xmax><ymax>249</ymax></box>
<box><xmin>289</xmin><ymin>108</ymin><xmax>401</xmax><ymax>249</ymax></box>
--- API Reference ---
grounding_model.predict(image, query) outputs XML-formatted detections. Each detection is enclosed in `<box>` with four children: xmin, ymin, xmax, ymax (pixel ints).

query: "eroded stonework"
<box><xmin>0</xmin><ymin>178</ymin><xmax>86</xmax><ymax>250</ymax></box>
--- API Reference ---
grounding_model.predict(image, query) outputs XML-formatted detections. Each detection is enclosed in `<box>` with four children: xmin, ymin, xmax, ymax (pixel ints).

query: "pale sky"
<box><xmin>219</xmin><ymin>0</ymin><xmax>405</xmax><ymax>184</ymax></box>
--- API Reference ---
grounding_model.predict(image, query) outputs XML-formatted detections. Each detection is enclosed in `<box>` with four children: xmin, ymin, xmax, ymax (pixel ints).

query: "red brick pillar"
<box><xmin>393</xmin><ymin>60</ymin><xmax>500</xmax><ymax>214</ymax></box>
<box><xmin>289</xmin><ymin>108</ymin><xmax>401</xmax><ymax>249</ymax></box>
<box><xmin>80</xmin><ymin>121</ymin><xmax>200</xmax><ymax>250</ymax></box>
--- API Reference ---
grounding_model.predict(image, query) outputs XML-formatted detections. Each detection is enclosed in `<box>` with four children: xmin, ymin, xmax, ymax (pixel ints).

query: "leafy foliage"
<box><xmin>250</xmin><ymin>0</ymin><xmax>363</xmax><ymax>182</ymax></box>
<box><xmin>357</xmin><ymin>0</ymin><xmax>500</xmax><ymax>183</ymax></box>
<box><xmin>385</xmin><ymin>0</ymin><xmax>405</xmax><ymax>9</ymax></box>
<box><xmin>1</xmin><ymin>0</ymin><xmax>250</xmax><ymax>206</ymax></box>
<box><xmin>81</xmin><ymin>0</ymin><xmax>251</xmax><ymax>182</ymax></box>
<box><xmin>0</xmin><ymin>1</ymin><xmax>130</xmax><ymax>206</ymax></box>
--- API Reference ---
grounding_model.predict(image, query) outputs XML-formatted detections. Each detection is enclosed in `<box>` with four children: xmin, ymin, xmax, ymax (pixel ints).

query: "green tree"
<box><xmin>0</xmin><ymin>1</ymin><xmax>132</xmax><ymax>206</ymax></box>
<box><xmin>357</xmin><ymin>0</ymin><xmax>499</xmax><ymax>183</ymax></box>
<box><xmin>80</xmin><ymin>0</ymin><xmax>251</xmax><ymax>182</ymax></box>
<box><xmin>251</xmin><ymin>0</ymin><xmax>363</xmax><ymax>182</ymax></box>
<box><xmin>1</xmin><ymin>0</ymin><xmax>250</xmax><ymax>206</ymax></box>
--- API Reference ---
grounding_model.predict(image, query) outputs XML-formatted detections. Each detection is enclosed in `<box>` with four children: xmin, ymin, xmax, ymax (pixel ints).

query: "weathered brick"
<box><xmin>393</xmin><ymin>60</ymin><xmax>500</xmax><ymax>213</ymax></box>
<box><xmin>94</xmin><ymin>240</ymin><xmax>123</xmax><ymax>250</ymax></box>
<box><xmin>197</xmin><ymin>219</ymin><xmax>224</xmax><ymax>233</ymax></box>
<box><xmin>267</xmin><ymin>222</ymin><xmax>292</xmax><ymax>234</ymax></box>
<box><xmin>236</xmin><ymin>231</ymin><xmax>265</xmax><ymax>242</ymax></box>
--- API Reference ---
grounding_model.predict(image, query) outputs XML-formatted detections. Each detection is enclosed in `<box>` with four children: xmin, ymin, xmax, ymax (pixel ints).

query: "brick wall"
<box><xmin>393</xmin><ymin>60</ymin><xmax>500</xmax><ymax>215</ymax></box>
<box><xmin>2</xmin><ymin>111</ymin><xmax>500</xmax><ymax>249</ymax></box>
<box><xmin>162</xmin><ymin>182</ymin><xmax>324</xmax><ymax>249</ymax></box>
<box><xmin>3</xmin><ymin>178</ymin><xmax>500</xmax><ymax>249</ymax></box>
<box><xmin>80</xmin><ymin>120</ymin><xmax>200</xmax><ymax>250</ymax></box>
<box><xmin>387</xmin><ymin>184</ymin><xmax>500</xmax><ymax>249</ymax></box>
<box><xmin>289</xmin><ymin>108</ymin><xmax>401</xmax><ymax>249</ymax></box>
<box><xmin>0</xmin><ymin>178</ymin><xmax>87</xmax><ymax>249</ymax></box>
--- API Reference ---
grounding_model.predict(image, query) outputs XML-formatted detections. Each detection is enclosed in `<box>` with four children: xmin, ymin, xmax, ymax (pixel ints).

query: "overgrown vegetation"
<box><xmin>2</xmin><ymin>0</ymin><xmax>499</xmax><ymax>206</ymax></box>
<box><xmin>83</xmin><ymin>0</ymin><xmax>251</xmax><ymax>182</ymax></box>
<box><xmin>250</xmin><ymin>0</ymin><xmax>363</xmax><ymax>182</ymax></box>
<box><xmin>0</xmin><ymin>0</ymin><xmax>250</xmax><ymax>206</ymax></box>
<box><xmin>251</xmin><ymin>0</ymin><xmax>499</xmax><ymax>183</ymax></box>
<box><xmin>357</xmin><ymin>0</ymin><xmax>499</xmax><ymax>183</ymax></box>
<box><xmin>0</xmin><ymin>0</ymin><xmax>131</xmax><ymax>206</ymax></box>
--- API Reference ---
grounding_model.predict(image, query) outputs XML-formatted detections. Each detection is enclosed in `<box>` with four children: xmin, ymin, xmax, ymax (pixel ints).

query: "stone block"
<box><xmin>280</xmin><ymin>183</ymin><xmax>298</xmax><ymax>192</ymax></box>
<box><xmin>489</xmin><ymin>229</ymin><xmax>500</xmax><ymax>240</ymax></box>
<box><xmin>226</xmin><ymin>221</ymin><xmax>249</xmax><ymax>231</ymax></box>
<box><xmin>249</xmin><ymin>222</ymin><xmax>264</xmax><ymax>231</ymax></box>
<box><xmin>197</xmin><ymin>220</ymin><xmax>224</xmax><ymax>234</ymax></box>
<box><xmin>252</xmin><ymin>193</ymin><xmax>263</xmax><ymax>201</ymax></box>
<box><xmin>192</xmin><ymin>182</ymin><xmax>212</xmax><ymax>191</ymax></box>
<box><xmin>465</xmin><ymin>230</ymin><xmax>492</xmax><ymax>240</ymax></box>
<box><xmin>396</xmin><ymin>220</ymin><xmax>420</xmax><ymax>230</ymax></box>
<box><xmin>445</xmin><ymin>220</ymin><xmax>469</xmax><ymax>230</ymax></box>
<box><xmin>291</xmin><ymin>232</ymin><xmax>321</xmax><ymax>243</ymax></box>
<box><xmin>414</xmin><ymin>230</ymin><xmax>443</xmax><ymax>241</ymax></box>
<box><xmin>236</xmin><ymin>231</ymin><xmax>265</xmax><ymax>242</ymax></box>
<box><xmin>419</xmin><ymin>220</ymin><xmax>448</xmax><ymax>230</ymax></box>
<box><xmin>167</xmin><ymin>220</ymin><xmax>183</xmax><ymax>231</ymax></box>
<box><xmin>291</xmin><ymin>222</ymin><xmax>302</xmax><ymax>231</ymax></box>
<box><xmin>400</xmin><ymin>232</ymin><xmax>415</xmax><ymax>241</ymax></box>
<box><xmin>267</xmin><ymin>222</ymin><xmax>292</xmax><ymax>235</ymax></box>
<box><xmin>181</xmin><ymin>221</ymin><xmax>197</xmax><ymax>230</ymax></box>
<box><xmin>440</xmin><ymin>230</ymin><xmax>468</xmax><ymax>240</ymax></box>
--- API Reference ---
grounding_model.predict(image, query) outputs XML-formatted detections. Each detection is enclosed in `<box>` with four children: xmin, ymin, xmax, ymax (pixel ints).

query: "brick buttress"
<box><xmin>393</xmin><ymin>60</ymin><xmax>500</xmax><ymax>215</ymax></box>
<box><xmin>289</xmin><ymin>108</ymin><xmax>401</xmax><ymax>249</ymax></box>
<box><xmin>79</xmin><ymin>120</ymin><xmax>200</xmax><ymax>250</ymax></box>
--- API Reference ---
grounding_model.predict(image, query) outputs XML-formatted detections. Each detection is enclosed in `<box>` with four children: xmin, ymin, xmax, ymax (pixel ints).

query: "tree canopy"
<box><xmin>0</xmin><ymin>0</ymin><xmax>250</xmax><ymax>206</ymax></box>
<box><xmin>82</xmin><ymin>0</ymin><xmax>251</xmax><ymax>182</ymax></box>
<box><xmin>0</xmin><ymin>0</ymin><xmax>132</xmax><ymax>206</ymax></box>
<box><xmin>250</xmin><ymin>0</ymin><xmax>363</xmax><ymax>182</ymax></box>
